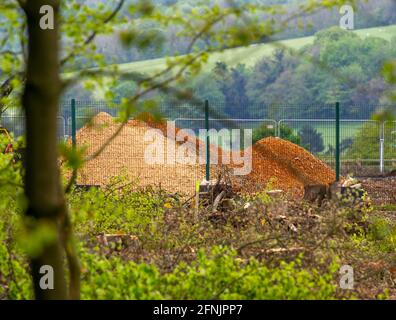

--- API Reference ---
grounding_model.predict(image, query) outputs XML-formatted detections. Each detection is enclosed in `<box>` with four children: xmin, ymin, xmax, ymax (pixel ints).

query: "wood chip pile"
<box><xmin>67</xmin><ymin>113</ymin><xmax>336</xmax><ymax>196</ymax></box>
<box><xmin>69</xmin><ymin>112</ymin><xmax>211</xmax><ymax>194</ymax></box>
<box><xmin>236</xmin><ymin>137</ymin><xmax>336</xmax><ymax>195</ymax></box>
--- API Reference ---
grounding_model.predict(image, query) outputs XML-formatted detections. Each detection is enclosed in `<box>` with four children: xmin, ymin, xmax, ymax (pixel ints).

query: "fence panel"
<box><xmin>175</xmin><ymin>118</ymin><xmax>277</xmax><ymax>151</ymax></box>
<box><xmin>338</xmin><ymin>120</ymin><xmax>381</xmax><ymax>177</ymax></box>
<box><xmin>384</xmin><ymin>121</ymin><xmax>396</xmax><ymax>173</ymax></box>
<box><xmin>277</xmin><ymin>118</ymin><xmax>336</xmax><ymax>168</ymax></box>
<box><xmin>2</xmin><ymin>100</ymin><xmax>396</xmax><ymax>203</ymax></box>
<box><xmin>0</xmin><ymin>116</ymin><xmax>66</xmax><ymax>141</ymax></box>
<box><xmin>277</xmin><ymin>119</ymin><xmax>387</xmax><ymax>176</ymax></box>
<box><xmin>0</xmin><ymin>116</ymin><xmax>25</xmax><ymax>138</ymax></box>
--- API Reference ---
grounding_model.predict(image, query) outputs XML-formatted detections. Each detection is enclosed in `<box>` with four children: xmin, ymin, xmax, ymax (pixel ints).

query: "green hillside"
<box><xmin>115</xmin><ymin>24</ymin><xmax>396</xmax><ymax>75</ymax></box>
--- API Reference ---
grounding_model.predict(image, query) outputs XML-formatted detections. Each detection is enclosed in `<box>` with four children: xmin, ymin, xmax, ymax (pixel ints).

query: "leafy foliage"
<box><xmin>0</xmin><ymin>135</ymin><xmax>31</xmax><ymax>300</ymax></box>
<box><xmin>0</xmin><ymin>176</ymin><xmax>395</xmax><ymax>300</ymax></box>
<box><xmin>81</xmin><ymin>246</ymin><xmax>339</xmax><ymax>300</ymax></box>
<box><xmin>367</xmin><ymin>217</ymin><xmax>396</xmax><ymax>253</ymax></box>
<box><xmin>69</xmin><ymin>183</ymin><xmax>167</xmax><ymax>236</ymax></box>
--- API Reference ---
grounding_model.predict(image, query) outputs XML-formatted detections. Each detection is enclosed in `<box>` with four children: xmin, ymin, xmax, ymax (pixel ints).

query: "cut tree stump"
<box><xmin>303</xmin><ymin>184</ymin><xmax>330</xmax><ymax>205</ymax></box>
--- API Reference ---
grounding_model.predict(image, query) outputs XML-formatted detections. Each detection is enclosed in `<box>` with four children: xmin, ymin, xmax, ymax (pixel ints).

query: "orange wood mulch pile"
<box><xmin>235</xmin><ymin>137</ymin><xmax>336</xmax><ymax>196</ymax></box>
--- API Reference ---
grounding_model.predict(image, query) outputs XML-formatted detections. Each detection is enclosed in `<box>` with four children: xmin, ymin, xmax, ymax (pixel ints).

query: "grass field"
<box><xmin>115</xmin><ymin>24</ymin><xmax>396</xmax><ymax>76</ymax></box>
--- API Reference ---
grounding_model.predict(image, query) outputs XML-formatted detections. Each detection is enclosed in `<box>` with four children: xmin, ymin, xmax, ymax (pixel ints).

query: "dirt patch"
<box><xmin>360</xmin><ymin>177</ymin><xmax>396</xmax><ymax>204</ymax></box>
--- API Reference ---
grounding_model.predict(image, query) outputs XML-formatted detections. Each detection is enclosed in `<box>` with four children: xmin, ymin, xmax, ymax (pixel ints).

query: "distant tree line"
<box><xmin>157</xmin><ymin>27</ymin><xmax>394</xmax><ymax>119</ymax></box>
<box><xmin>65</xmin><ymin>26</ymin><xmax>395</xmax><ymax>120</ymax></box>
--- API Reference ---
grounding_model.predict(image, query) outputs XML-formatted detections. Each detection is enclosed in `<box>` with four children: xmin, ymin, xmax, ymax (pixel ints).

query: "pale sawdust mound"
<box><xmin>238</xmin><ymin>137</ymin><xmax>336</xmax><ymax>195</ymax></box>
<box><xmin>70</xmin><ymin>112</ymin><xmax>212</xmax><ymax>194</ymax></box>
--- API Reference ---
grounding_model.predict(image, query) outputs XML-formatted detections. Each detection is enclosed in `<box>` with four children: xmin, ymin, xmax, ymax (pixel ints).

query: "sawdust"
<box><xmin>68</xmin><ymin>112</ymin><xmax>211</xmax><ymax>194</ymax></box>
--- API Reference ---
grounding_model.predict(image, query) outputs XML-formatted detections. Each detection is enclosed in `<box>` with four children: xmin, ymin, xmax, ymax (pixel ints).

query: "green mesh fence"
<box><xmin>1</xmin><ymin>100</ymin><xmax>395</xmax><ymax>203</ymax></box>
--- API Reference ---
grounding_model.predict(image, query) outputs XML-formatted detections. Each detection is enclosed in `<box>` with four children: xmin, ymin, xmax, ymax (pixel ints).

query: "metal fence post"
<box><xmin>335</xmin><ymin>102</ymin><xmax>340</xmax><ymax>181</ymax></box>
<box><xmin>380</xmin><ymin>121</ymin><xmax>385</xmax><ymax>174</ymax></box>
<box><xmin>71</xmin><ymin>98</ymin><xmax>77</xmax><ymax>148</ymax></box>
<box><xmin>205</xmin><ymin>99</ymin><xmax>210</xmax><ymax>181</ymax></box>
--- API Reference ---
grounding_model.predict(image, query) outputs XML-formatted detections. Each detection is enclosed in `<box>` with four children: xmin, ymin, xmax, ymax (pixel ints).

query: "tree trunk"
<box><xmin>21</xmin><ymin>0</ymin><xmax>67</xmax><ymax>300</ymax></box>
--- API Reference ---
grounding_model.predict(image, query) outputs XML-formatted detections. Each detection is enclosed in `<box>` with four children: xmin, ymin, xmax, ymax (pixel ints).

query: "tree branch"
<box><xmin>60</xmin><ymin>0</ymin><xmax>126</xmax><ymax>66</ymax></box>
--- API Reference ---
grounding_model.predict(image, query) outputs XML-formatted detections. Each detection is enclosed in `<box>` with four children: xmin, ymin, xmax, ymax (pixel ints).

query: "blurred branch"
<box><xmin>60</xmin><ymin>0</ymin><xmax>126</xmax><ymax>66</ymax></box>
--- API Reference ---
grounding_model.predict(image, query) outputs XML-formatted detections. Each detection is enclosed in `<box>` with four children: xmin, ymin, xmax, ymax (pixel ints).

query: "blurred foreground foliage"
<box><xmin>1</xmin><ymin>157</ymin><xmax>396</xmax><ymax>299</ymax></box>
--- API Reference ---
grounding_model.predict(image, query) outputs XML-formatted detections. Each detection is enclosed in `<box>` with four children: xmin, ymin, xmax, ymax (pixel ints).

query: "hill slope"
<box><xmin>116</xmin><ymin>24</ymin><xmax>396</xmax><ymax>75</ymax></box>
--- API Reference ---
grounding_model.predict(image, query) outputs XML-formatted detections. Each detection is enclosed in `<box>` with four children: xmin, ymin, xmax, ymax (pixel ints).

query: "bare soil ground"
<box><xmin>360</xmin><ymin>177</ymin><xmax>396</xmax><ymax>204</ymax></box>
